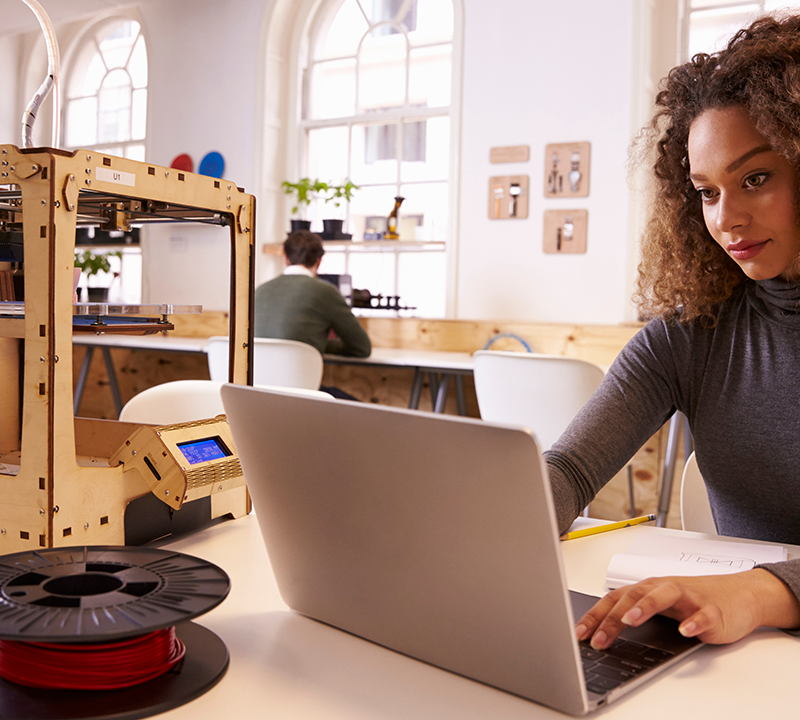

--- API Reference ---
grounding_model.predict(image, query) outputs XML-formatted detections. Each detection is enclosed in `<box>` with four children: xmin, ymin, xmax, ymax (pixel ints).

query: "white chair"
<box><xmin>473</xmin><ymin>350</ymin><xmax>605</xmax><ymax>450</ymax></box>
<box><xmin>206</xmin><ymin>336</ymin><xmax>324</xmax><ymax>390</ymax></box>
<box><xmin>119</xmin><ymin>380</ymin><xmax>334</xmax><ymax>425</ymax></box>
<box><xmin>680</xmin><ymin>451</ymin><xmax>717</xmax><ymax>534</ymax></box>
<box><xmin>118</xmin><ymin>380</ymin><xmax>227</xmax><ymax>424</ymax></box>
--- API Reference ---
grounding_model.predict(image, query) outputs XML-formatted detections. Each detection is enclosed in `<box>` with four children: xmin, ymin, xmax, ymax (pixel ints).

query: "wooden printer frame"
<box><xmin>0</xmin><ymin>145</ymin><xmax>255</xmax><ymax>550</ymax></box>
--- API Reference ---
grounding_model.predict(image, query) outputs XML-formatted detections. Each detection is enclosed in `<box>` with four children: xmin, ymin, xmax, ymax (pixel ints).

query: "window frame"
<box><xmin>61</xmin><ymin>16</ymin><xmax>148</xmax><ymax>160</ymax></box>
<box><xmin>293</xmin><ymin>0</ymin><xmax>461</xmax><ymax>317</ymax></box>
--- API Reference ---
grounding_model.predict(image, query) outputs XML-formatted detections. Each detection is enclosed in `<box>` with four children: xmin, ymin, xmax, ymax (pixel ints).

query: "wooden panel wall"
<box><xmin>72</xmin><ymin>313</ymin><xmax>684</xmax><ymax>528</ymax></box>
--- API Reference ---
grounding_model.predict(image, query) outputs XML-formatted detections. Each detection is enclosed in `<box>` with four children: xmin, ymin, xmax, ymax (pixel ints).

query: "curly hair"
<box><xmin>633</xmin><ymin>13</ymin><xmax>800</xmax><ymax>324</ymax></box>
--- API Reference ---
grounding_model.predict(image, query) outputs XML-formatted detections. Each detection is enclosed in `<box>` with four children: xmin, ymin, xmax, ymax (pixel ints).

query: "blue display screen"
<box><xmin>176</xmin><ymin>436</ymin><xmax>230</xmax><ymax>465</ymax></box>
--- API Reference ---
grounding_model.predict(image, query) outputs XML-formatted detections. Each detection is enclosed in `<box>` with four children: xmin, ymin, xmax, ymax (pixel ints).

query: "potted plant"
<box><xmin>281</xmin><ymin>178</ymin><xmax>328</xmax><ymax>232</ymax></box>
<box><xmin>281</xmin><ymin>177</ymin><xmax>359</xmax><ymax>237</ymax></box>
<box><xmin>320</xmin><ymin>179</ymin><xmax>358</xmax><ymax>239</ymax></box>
<box><xmin>74</xmin><ymin>249</ymin><xmax>121</xmax><ymax>302</ymax></box>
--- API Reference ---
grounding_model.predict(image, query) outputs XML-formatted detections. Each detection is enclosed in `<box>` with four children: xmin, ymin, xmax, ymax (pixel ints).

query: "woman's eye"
<box><xmin>744</xmin><ymin>173</ymin><xmax>769</xmax><ymax>188</ymax></box>
<box><xmin>696</xmin><ymin>187</ymin><xmax>716</xmax><ymax>201</ymax></box>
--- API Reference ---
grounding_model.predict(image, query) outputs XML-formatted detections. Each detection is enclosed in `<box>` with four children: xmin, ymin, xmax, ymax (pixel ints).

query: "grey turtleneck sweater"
<box><xmin>545</xmin><ymin>278</ymin><xmax>800</xmax><ymax>603</ymax></box>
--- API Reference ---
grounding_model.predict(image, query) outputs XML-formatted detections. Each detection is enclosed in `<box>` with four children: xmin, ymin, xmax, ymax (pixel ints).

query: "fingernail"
<box><xmin>679</xmin><ymin>621</ymin><xmax>697</xmax><ymax>637</ymax></box>
<box><xmin>621</xmin><ymin>607</ymin><xmax>642</xmax><ymax>625</ymax></box>
<box><xmin>575</xmin><ymin>623</ymin><xmax>589</xmax><ymax>640</ymax></box>
<box><xmin>590</xmin><ymin>630</ymin><xmax>608</xmax><ymax>650</ymax></box>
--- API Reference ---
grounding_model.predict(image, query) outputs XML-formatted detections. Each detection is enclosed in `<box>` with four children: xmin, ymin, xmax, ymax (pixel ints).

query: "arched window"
<box><xmin>64</xmin><ymin>19</ymin><xmax>147</xmax><ymax>160</ymax></box>
<box><xmin>685</xmin><ymin>0</ymin><xmax>800</xmax><ymax>57</ymax></box>
<box><xmin>298</xmin><ymin>0</ymin><xmax>456</xmax><ymax>317</ymax></box>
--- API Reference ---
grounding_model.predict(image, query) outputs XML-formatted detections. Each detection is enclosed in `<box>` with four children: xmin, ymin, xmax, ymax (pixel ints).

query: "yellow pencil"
<box><xmin>560</xmin><ymin>514</ymin><xmax>656</xmax><ymax>541</ymax></box>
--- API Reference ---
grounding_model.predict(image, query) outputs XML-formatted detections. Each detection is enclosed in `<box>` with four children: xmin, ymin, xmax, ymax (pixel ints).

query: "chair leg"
<box><xmin>656</xmin><ymin>413</ymin><xmax>682</xmax><ymax>527</ymax></box>
<box><xmin>628</xmin><ymin>464</ymin><xmax>636</xmax><ymax>518</ymax></box>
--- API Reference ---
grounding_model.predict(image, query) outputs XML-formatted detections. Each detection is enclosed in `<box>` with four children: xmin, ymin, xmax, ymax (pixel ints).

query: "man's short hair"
<box><xmin>283</xmin><ymin>230</ymin><xmax>325</xmax><ymax>268</ymax></box>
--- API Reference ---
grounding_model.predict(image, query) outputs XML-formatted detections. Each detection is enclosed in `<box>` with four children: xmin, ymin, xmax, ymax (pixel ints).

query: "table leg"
<box><xmin>454</xmin><ymin>375</ymin><xmax>466</xmax><ymax>416</ymax></box>
<box><xmin>428</xmin><ymin>373</ymin><xmax>440</xmax><ymax>408</ymax></box>
<box><xmin>101</xmin><ymin>347</ymin><xmax>124</xmax><ymax>418</ymax></box>
<box><xmin>74</xmin><ymin>346</ymin><xmax>94</xmax><ymax>415</ymax></box>
<box><xmin>409</xmin><ymin>368</ymin><xmax>424</xmax><ymax>409</ymax></box>
<box><xmin>434</xmin><ymin>374</ymin><xmax>450</xmax><ymax>413</ymax></box>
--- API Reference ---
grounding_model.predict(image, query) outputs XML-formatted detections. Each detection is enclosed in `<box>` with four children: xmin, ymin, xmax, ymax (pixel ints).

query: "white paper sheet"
<box><xmin>606</xmin><ymin>534</ymin><xmax>787</xmax><ymax>589</ymax></box>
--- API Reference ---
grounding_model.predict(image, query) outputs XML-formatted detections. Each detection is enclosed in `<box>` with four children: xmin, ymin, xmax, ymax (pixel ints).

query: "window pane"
<box><xmin>371</xmin><ymin>0</ymin><xmax>418</xmax><ymax>37</ymax></box>
<box><xmin>358</xmin><ymin>35</ymin><xmax>408</xmax><ymax>110</ymax></box>
<box><xmin>409</xmin><ymin>0</ymin><xmax>453</xmax><ymax>44</ymax></box>
<box><xmin>319</xmin><ymin>0</ymin><xmax>369</xmax><ymax>59</ymax></box>
<box><xmin>98</xmin><ymin>21</ymin><xmax>139</xmax><ymax>70</ymax></box>
<box><xmin>397</xmin><ymin>250</ymin><xmax>446</xmax><ymax>317</ymax></box>
<box><xmin>129</xmin><ymin>35</ymin><xmax>148</xmax><ymax>88</ymax></box>
<box><xmin>401</xmin><ymin>115</ymin><xmax>447</xmax><ymax>182</ymax></box>
<box><xmin>125</xmin><ymin>144</ymin><xmax>145</xmax><ymax>162</ymax></box>
<box><xmin>131</xmin><ymin>88</ymin><xmax>147</xmax><ymax>140</ymax></box>
<box><xmin>308</xmin><ymin>58</ymin><xmax>357</xmax><ymax>119</ymax></box>
<box><xmin>65</xmin><ymin>98</ymin><xmax>98</xmax><ymax>146</ymax></box>
<box><xmin>688</xmin><ymin>5</ymin><xmax>760</xmax><ymax>55</ymax></box>
<box><xmin>308</xmin><ymin>126</ymin><xmax>351</xmax><ymax>183</ymax></box>
<box><xmin>397</xmin><ymin>181</ymin><xmax>448</xmax><ymax>241</ymax></box>
<box><xmin>349</xmin><ymin>184</ymin><xmax>398</xmax><ymax>239</ymax></box>
<box><xmin>409</xmin><ymin>44</ymin><xmax>451</xmax><ymax>106</ymax></box>
<box><xmin>69</xmin><ymin>47</ymin><xmax>106</xmax><ymax>98</ymax></box>
<box><xmin>347</xmin><ymin>250</ymin><xmax>396</xmax><ymax>298</ymax></box>
<box><xmin>352</xmin><ymin>121</ymin><xmax>399</xmax><ymax>185</ymax></box>
<box><xmin>98</xmin><ymin>70</ymin><xmax>132</xmax><ymax>143</ymax></box>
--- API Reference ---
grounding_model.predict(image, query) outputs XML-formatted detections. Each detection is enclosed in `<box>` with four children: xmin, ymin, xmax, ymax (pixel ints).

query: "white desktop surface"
<box><xmin>72</xmin><ymin>334</ymin><xmax>209</xmax><ymax>353</ymax></box>
<box><xmin>157</xmin><ymin>516</ymin><xmax>800</xmax><ymax>719</ymax></box>
<box><xmin>325</xmin><ymin>346</ymin><xmax>474</xmax><ymax>371</ymax></box>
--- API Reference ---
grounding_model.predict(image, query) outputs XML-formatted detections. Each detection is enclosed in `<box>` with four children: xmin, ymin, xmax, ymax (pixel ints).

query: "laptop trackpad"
<box><xmin>569</xmin><ymin>590</ymin><xmax>702</xmax><ymax>653</ymax></box>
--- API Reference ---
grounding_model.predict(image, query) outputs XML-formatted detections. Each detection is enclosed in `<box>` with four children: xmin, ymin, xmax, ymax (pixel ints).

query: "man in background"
<box><xmin>254</xmin><ymin>230</ymin><xmax>371</xmax><ymax>359</ymax></box>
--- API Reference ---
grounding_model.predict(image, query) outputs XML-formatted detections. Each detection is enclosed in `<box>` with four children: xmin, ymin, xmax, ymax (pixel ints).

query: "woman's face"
<box><xmin>688</xmin><ymin>106</ymin><xmax>800</xmax><ymax>281</ymax></box>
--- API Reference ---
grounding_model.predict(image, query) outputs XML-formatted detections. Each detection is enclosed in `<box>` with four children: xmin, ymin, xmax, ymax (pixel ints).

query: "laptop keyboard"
<box><xmin>580</xmin><ymin>638</ymin><xmax>675</xmax><ymax>696</ymax></box>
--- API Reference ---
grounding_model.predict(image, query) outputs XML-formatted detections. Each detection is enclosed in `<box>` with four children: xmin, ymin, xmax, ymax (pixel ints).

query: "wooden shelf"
<box><xmin>263</xmin><ymin>240</ymin><xmax>445</xmax><ymax>255</ymax></box>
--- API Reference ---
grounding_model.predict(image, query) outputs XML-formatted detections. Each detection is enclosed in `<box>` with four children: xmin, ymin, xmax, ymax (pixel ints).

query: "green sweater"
<box><xmin>254</xmin><ymin>274</ymin><xmax>371</xmax><ymax>357</ymax></box>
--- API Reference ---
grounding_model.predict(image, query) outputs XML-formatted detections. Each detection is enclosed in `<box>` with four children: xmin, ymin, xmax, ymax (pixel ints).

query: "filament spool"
<box><xmin>0</xmin><ymin>546</ymin><xmax>230</xmax><ymax>720</ymax></box>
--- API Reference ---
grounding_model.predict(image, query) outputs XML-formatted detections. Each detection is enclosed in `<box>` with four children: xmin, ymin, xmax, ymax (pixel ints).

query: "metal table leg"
<box><xmin>409</xmin><ymin>368</ymin><xmax>424</xmax><ymax>409</ymax></box>
<box><xmin>454</xmin><ymin>375</ymin><xmax>466</xmax><ymax>416</ymax></box>
<box><xmin>434</xmin><ymin>374</ymin><xmax>450</xmax><ymax>413</ymax></box>
<box><xmin>73</xmin><ymin>346</ymin><xmax>94</xmax><ymax>415</ymax></box>
<box><xmin>101</xmin><ymin>347</ymin><xmax>123</xmax><ymax>418</ymax></box>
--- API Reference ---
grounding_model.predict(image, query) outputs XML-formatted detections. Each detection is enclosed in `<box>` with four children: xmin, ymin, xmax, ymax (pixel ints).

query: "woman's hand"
<box><xmin>575</xmin><ymin>569</ymin><xmax>800</xmax><ymax>648</ymax></box>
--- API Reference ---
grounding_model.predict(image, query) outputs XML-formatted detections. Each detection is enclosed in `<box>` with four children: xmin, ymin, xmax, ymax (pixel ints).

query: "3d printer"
<box><xmin>0</xmin><ymin>145</ymin><xmax>256</xmax><ymax>550</ymax></box>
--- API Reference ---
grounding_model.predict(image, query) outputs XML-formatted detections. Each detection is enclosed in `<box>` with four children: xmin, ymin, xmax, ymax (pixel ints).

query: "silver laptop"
<box><xmin>221</xmin><ymin>385</ymin><xmax>702</xmax><ymax>716</ymax></box>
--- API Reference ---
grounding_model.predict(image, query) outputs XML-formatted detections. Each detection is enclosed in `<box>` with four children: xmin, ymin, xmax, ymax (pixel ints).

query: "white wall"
<box><xmin>456</xmin><ymin>0</ymin><xmax>636</xmax><ymax>324</ymax></box>
<box><xmin>0</xmin><ymin>0</ymin><xmax>646</xmax><ymax>322</ymax></box>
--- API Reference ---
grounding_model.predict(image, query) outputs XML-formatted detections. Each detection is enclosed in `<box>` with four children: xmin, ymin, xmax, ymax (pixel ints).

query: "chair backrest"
<box><xmin>472</xmin><ymin>351</ymin><xmax>605</xmax><ymax>451</ymax></box>
<box><xmin>206</xmin><ymin>336</ymin><xmax>324</xmax><ymax>390</ymax></box>
<box><xmin>119</xmin><ymin>380</ymin><xmax>334</xmax><ymax>425</ymax></box>
<box><xmin>680</xmin><ymin>451</ymin><xmax>717</xmax><ymax>534</ymax></box>
<box><xmin>118</xmin><ymin>380</ymin><xmax>226</xmax><ymax>424</ymax></box>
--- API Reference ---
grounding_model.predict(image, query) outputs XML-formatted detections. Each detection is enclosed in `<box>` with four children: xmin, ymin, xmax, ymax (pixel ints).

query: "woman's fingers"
<box><xmin>580</xmin><ymin>581</ymin><xmax>683</xmax><ymax>649</ymax></box>
<box><xmin>574</xmin><ymin>571</ymin><xmax>788</xmax><ymax>648</ymax></box>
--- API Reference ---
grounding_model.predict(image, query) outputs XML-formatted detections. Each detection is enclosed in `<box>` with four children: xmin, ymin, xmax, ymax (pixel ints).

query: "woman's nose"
<box><xmin>714</xmin><ymin>193</ymin><xmax>749</xmax><ymax>233</ymax></box>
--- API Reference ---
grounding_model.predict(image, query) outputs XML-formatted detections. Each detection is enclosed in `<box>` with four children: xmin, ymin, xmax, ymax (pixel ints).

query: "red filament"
<box><xmin>0</xmin><ymin>627</ymin><xmax>186</xmax><ymax>690</ymax></box>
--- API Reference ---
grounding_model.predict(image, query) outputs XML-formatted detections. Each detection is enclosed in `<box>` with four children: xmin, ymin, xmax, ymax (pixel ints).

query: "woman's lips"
<box><xmin>727</xmin><ymin>239</ymin><xmax>769</xmax><ymax>260</ymax></box>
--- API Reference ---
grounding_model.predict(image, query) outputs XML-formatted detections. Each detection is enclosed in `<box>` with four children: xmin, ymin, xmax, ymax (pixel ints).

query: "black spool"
<box><xmin>0</xmin><ymin>546</ymin><xmax>231</xmax><ymax>720</ymax></box>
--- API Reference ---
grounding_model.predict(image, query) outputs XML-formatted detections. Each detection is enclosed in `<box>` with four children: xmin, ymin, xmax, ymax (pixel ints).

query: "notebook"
<box><xmin>221</xmin><ymin>384</ymin><xmax>703</xmax><ymax>716</ymax></box>
<box><xmin>606</xmin><ymin>533</ymin><xmax>788</xmax><ymax>589</ymax></box>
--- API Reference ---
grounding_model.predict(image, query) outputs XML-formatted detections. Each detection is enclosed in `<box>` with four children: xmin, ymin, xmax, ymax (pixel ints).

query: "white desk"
<box><xmin>72</xmin><ymin>334</ymin><xmax>209</xmax><ymax>415</ymax></box>
<box><xmin>72</xmin><ymin>335</ymin><xmax>474</xmax><ymax>417</ymax></box>
<box><xmin>157</xmin><ymin>517</ymin><xmax>800</xmax><ymax>719</ymax></box>
<box><xmin>324</xmin><ymin>347</ymin><xmax>475</xmax><ymax>414</ymax></box>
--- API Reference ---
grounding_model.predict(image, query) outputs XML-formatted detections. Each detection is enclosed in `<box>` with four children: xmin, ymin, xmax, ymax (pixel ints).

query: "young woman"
<box><xmin>545</xmin><ymin>14</ymin><xmax>800</xmax><ymax>649</ymax></box>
